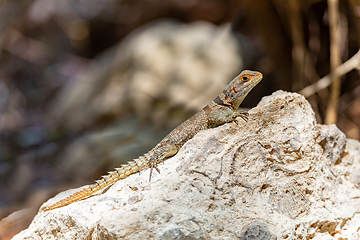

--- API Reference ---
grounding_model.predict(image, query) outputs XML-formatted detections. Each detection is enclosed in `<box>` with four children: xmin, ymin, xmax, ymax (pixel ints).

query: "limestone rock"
<box><xmin>13</xmin><ymin>91</ymin><xmax>360</xmax><ymax>239</ymax></box>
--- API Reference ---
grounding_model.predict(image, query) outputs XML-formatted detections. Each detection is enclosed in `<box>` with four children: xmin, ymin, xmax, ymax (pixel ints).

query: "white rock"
<box><xmin>13</xmin><ymin>91</ymin><xmax>360</xmax><ymax>239</ymax></box>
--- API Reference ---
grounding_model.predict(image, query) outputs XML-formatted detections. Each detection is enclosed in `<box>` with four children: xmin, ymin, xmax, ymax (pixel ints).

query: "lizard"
<box><xmin>41</xmin><ymin>70</ymin><xmax>263</xmax><ymax>211</ymax></box>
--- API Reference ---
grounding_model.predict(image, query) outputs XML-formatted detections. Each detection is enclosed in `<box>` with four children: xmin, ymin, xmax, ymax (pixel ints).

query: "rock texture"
<box><xmin>13</xmin><ymin>91</ymin><xmax>360</xmax><ymax>239</ymax></box>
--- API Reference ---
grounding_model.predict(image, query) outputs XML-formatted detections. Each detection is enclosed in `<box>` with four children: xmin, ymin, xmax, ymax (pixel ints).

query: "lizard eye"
<box><xmin>241</xmin><ymin>76</ymin><xmax>249</xmax><ymax>82</ymax></box>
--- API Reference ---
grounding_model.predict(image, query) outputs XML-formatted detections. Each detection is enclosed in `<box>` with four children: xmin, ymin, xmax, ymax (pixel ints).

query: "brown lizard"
<box><xmin>41</xmin><ymin>70</ymin><xmax>263</xmax><ymax>211</ymax></box>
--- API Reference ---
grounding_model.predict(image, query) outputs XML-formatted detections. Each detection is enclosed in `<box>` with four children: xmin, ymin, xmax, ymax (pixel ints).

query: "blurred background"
<box><xmin>0</xmin><ymin>0</ymin><xmax>359</xmax><ymax>238</ymax></box>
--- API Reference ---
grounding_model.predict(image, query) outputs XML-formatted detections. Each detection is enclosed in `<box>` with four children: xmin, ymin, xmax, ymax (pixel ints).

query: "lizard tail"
<box><xmin>41</xmin><ymin>156</ymin><xmax>149</xmax><ymax>211</ymax></box>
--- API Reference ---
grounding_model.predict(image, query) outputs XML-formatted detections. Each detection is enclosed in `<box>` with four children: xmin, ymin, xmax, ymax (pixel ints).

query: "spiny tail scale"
<box><xmin>41</xmin><ymin>156</ymin><xmax>149</xmax><ymax>211</ymax></box>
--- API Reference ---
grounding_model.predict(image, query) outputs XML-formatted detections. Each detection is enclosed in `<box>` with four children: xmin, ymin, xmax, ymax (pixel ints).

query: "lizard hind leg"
<box><xmin>147</xmin><ymin>152</ymin><xmax>163</xmax><ymax>181</ymax></box>
<box><xmin>147</xmin><ymin>144</ymin><xmax>178</xmax><ymax>181</ymax></box>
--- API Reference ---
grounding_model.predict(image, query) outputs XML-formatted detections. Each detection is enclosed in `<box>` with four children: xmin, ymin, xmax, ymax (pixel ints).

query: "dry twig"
<box><xmin>298</xmin><ymin>49</ymin><xmax>360</xmax><ymax>97</ymax></box>
<box><xmin>325</xmin><ymin>0</ymin><xmax>341</xmax><ymax>124</ymax></box>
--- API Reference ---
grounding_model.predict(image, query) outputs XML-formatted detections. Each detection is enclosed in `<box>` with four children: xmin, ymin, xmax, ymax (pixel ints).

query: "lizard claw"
<box><xmin>148</xmin><ymin>162</ymin><xmax>161</xmax><ymax>181</ymax></box>
<box><xmin>239</xmin><ymin>112</ymin><xmax>249</xmax><ymax>122</ymax></box>
<box><xmin>234</xmin><ymin>110</ymin><xmax>248</xmax><ymax>122</ymax></box>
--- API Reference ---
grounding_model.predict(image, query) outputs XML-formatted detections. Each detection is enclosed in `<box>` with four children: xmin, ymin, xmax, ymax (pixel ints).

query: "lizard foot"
<box><xmin>234</xmin><ymin>110</ymin><xmax>249</xmax><ymax>122</ymax></box>
<box><xmin>148</xmin><ymin>160</ymin><xmax>161</xmax><ymax>181</ymax></box>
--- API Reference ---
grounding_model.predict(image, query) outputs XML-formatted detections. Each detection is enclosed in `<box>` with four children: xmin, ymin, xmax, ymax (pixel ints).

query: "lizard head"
<box><xmin>214</xmin><ymin>70</ymin><xmax>263</xmax><ymax>110</ymax></box>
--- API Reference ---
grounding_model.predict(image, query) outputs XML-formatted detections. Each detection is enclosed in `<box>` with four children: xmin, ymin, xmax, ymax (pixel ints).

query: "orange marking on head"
<box><xmin>231</xmin><ymin>87</ymin><xmax>238</xmax><ymax>93</ymax></box>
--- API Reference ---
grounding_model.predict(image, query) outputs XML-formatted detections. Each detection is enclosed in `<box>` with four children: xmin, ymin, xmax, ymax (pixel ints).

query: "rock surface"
<box><xmin>13</xmin><ymin>91</ymin><xmax>360</xmax><ymax>239</ymax></box>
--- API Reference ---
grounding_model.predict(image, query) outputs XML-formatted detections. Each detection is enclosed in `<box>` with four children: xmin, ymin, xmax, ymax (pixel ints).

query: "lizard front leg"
<box><xmin>230</xmin><ymin>109</ymin><xmax>249</xmax><ymax>122</ymax></box>
<box><xmin>207</xmin><ymin>107</ymin><xmax>248</xmax><ymax>128</ymax></box>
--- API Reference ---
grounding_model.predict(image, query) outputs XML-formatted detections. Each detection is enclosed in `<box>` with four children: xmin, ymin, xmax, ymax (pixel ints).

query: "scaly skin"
<box><xmin>41</xmin><ymin>70</ymin><xmax>263</xmax><ymax>211</ymax></box>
